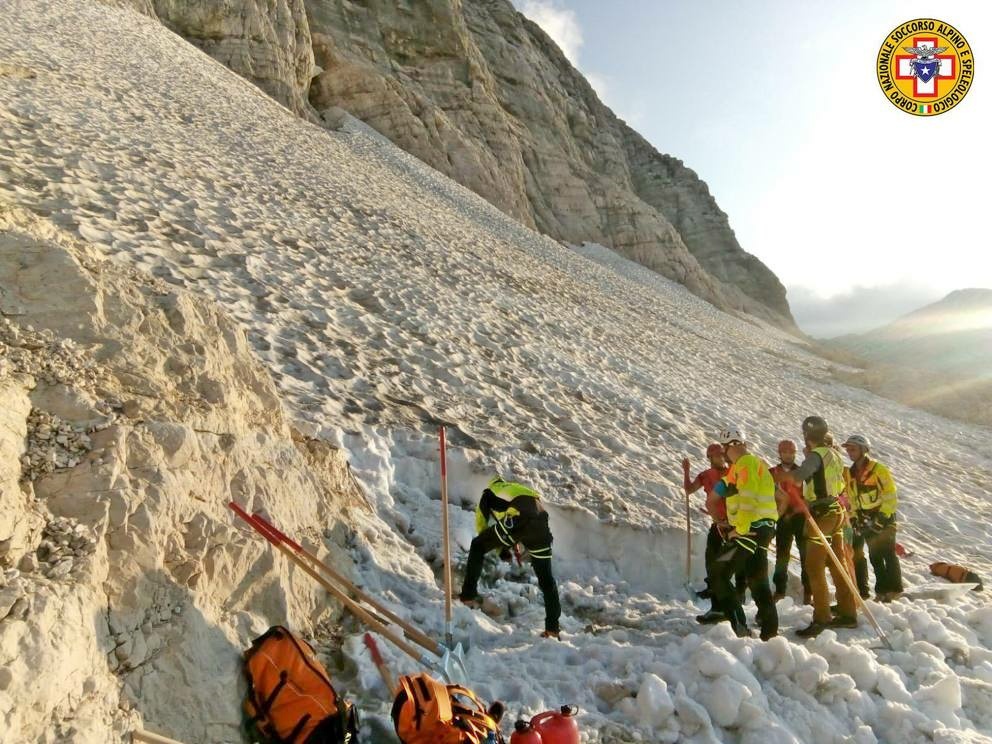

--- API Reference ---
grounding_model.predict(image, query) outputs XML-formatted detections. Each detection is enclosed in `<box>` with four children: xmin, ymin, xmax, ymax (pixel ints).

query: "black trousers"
<box><xmin>773</xmin><ymin>513</ymin><xmax>809</xmax><ymax>596</ymax></box>
<box><xmin>711</xmin><ymin>525</ymin><xmax>777</xmax><ymax>638</ymax></box>
<box><xmin>460</xmin><ymin>512</ymin><xmax>561</xmax><ymax>633</ymax></box>
<box><xmin>853</xmin><ymin>523</ymin><xmax>903</xmax><ymax>595</ymax></box>
<box><xmin>705</xmin><ymin>524</ymin><xmax>747</xmax><ymax>611</ymax></box>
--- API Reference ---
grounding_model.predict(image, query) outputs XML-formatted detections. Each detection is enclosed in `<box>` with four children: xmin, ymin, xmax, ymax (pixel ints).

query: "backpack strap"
<box><xmin>447</xmin><ymin>685</ymin><xmax>498</xmax><ymax>743</ymax></box>
<box><xmin>400</xmin><ymin>674</ymin><xmax>454</xmax><ymax>733</ymax></box>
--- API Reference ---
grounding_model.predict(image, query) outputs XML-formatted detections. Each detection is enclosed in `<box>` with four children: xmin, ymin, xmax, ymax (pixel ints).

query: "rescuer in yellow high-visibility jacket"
<box><xmin>842</xmin><ymin>433</ymin><xmax>903</xmax><ymax>602</ymax></box>
<box><xmin>700</xmin><ymin>427</ymin><xmax>778</xmax><ymax>641</ymax></box>
<box><xmin>459</xmin><ymin>476</ymin><xmax>561</xmax><ymax>638</ymax></box>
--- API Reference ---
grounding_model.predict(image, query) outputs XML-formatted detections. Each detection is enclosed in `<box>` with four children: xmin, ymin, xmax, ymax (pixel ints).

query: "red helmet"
<box><xmin>706</xmin><ymin>443</ymin><xmax>724</xmax><ymax>458</ymax></box>
<box><xmin>777</xmin><ymin>439</ymin><xmax>797</xmax><ymax>454</ymax></box>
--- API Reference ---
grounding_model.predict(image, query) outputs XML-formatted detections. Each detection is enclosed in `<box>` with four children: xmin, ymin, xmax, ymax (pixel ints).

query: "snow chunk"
<box><xmin>914</xmin><ymin>675</ymin><xmax>962</xmax><ymax>728</ymax></box>
<box><xmin>876</xmin><ymin>666</ymin><xmax>913</xmax><ymax>704</ymax></box>
<box><xmin>673</xmin><ymin>682</ymin><xmax>718</xmax><ymax>742</ymax></box>
<box><xmin>635</xmin><ymin>673</ymin><xmax>674</xmax><ymax>729</ymax></box>
<box><xmin>702</xmin><ymin>675</ymin><xmax>751</xmax><ymax>728</ymax></box>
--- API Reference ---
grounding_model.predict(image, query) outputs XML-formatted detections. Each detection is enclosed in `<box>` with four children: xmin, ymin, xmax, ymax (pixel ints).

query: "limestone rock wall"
<box><xmin>0</xmin><ymin>207</ymin><xmax>365</xmax><ymax>743</ymax></box>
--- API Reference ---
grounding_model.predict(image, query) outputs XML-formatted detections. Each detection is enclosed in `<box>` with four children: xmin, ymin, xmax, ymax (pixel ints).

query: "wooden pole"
<box><xmin>439</xmin><ymin>426</ymin><xmax>453</xmax><ymax>649</ymax></box>
<box><xmin>803</xmin><ymin>509</ymin><xmax>892</xmax><ymax>650</ymax></box>
<box><xmin>132</xmin><ymin>730</ymin><xmax>186</xmax><ymax>744</ymax></box>
<box><xmin>684</xmin><ymin>485</ymin><xmax>692</xmax><ymax>586</ymax></box>
<box><xmin>230</xmin><ymin>504</ymin><xmax>439</xmax><ymax>667</ymax></box>
<box><xmin>250</xmin><ymin>512</ymin><xmax>441</xmax><ymax>655</ymax></box>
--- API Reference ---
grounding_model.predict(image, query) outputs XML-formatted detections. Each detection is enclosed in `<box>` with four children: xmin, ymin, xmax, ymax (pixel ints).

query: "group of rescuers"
<box><xmin>457</xmin><ymin>414</ymin><xmax>903</xmax><ymax>641</ymax></box>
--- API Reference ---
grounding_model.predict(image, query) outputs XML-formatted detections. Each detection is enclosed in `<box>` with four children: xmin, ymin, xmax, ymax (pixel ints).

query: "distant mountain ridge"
<box><xmin>832</xmin><ymin>288</ymin><xmax>992</xmax><ymax>379</ymax></box>
<box><xmin>101</xmin><ymin>0</ymin><xmax>796</xmax><ymax>330</ymax></box>
<box><xmin>828</xmin><ymin>289</ymin><xmax>992</xmax><ymax>426</ymax></box>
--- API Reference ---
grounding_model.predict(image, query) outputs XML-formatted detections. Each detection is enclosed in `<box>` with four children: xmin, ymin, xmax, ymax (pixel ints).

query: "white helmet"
<box><xmin>718</xmin><ymin>426</ymin><xmax>746</xmax><ymax>445</ymax></box>
<box><xmin>843</xmin><ymin>434</ymin><xmax>872</xmax><ymax>451</ymax></box>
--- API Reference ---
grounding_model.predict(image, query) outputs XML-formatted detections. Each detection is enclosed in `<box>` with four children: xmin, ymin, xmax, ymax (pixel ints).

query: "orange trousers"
<box><xmin>805</xmin><ymin>512</ymin><xmax>857</xmax><ymax>623</ymax></box>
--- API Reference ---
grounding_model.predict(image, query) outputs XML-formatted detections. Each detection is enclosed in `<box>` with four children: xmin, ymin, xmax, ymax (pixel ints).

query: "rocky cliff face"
<box><xmin>0</xmin><ymin>207</ymin><xmax>365</xmax><ymax>743</ymax></box>
<box><xmin>107</xmin><ymin>0</ymin><xmax>795</xmax><ymax>329</ymax></box>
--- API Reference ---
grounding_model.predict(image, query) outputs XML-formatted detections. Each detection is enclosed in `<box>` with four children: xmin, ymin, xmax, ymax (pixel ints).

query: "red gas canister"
<box><xmin>531</xmin><ymin>705</ymin><xmax>579</xmax><ymax>744</ymax></box>
<box><xmin>509</xmin><ymin>719</ymin><xmax>543</xmax><ymax>744</ymax></box>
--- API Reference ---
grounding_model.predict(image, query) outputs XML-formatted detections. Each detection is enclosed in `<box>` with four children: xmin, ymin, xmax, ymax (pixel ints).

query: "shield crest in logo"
<box><xmin>911</xmin><ymin>58</ymin><xmax>940</xmax><ymax>84</ymax></box>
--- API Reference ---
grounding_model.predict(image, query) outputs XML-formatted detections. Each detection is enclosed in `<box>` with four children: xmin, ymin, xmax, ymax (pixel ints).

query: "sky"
<box><xmin>511</xmin><ymin>1</ymin><xmax>992</xmax><ymax>336</ymax></box>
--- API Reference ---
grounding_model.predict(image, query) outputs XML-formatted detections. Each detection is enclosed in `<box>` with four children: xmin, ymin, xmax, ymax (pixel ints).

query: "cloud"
<box><xmin>514</xmin><ymin>0</ymin><xmax>584</xmax><ymax>64</ymax></box>
<box><xmin>788</xmin><ymin>283</ymin><xmax>946</xmax><ymax>338</ymax></box>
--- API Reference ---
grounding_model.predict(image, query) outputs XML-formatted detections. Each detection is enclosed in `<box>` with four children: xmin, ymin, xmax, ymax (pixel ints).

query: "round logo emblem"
<box><xmin>876</xmin><ymin>19</ymin><xmax>974</xmax><ymax>116</ymax></box>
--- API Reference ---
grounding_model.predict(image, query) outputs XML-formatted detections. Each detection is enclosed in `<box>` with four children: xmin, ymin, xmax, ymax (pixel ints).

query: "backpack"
<box><xmin>243</xmin><ymin>626</ymin><xmax>359</xmax><ymax>744</ymax></box>
<box><xmin>930</xmin><ymin>562</ymin><xmax>984</xmax><ymax>591</ymax></box>
<box><xmin>391</xmin><ymin>673</ymin><xmax>504</xmax><ymax>744</ymax></box>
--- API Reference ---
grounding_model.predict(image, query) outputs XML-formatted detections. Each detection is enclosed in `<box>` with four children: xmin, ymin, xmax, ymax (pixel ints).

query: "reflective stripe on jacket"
<box><xmin>844</xmin><ymin>458</ymin><xmax>897</xmax><ymax>518</ymax></box>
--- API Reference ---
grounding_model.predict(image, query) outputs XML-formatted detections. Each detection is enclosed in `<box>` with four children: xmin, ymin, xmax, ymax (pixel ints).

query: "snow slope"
<box><xmin>2</xmin><ymin>1</ymin><xmax>992</xmax><ymax>741</ymax></box>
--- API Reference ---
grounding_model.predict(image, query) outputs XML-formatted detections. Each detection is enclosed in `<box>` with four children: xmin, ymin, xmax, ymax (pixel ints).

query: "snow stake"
<box><xmin>229</xmin><ymin>503</ymin><xmax>468</xmax><ymax>683</ymax></box>
<box><xmin>802</xmin><ymin>507</ymin><xmax>893</xmax><ymax>650</ymax></box>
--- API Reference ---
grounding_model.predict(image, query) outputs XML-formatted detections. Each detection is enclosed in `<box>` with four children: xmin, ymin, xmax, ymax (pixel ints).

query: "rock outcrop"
<box><xmin>108</xmin><ymin>0</ymin><xmax>795</xmax><ymax>329</ymax></box>
<box><xmin>0</xmin><ymin>206</ymin><xmax>367</xmax><ymax>743</ymax></box>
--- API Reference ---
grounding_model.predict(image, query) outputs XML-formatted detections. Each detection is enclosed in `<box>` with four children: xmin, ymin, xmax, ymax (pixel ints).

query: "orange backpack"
<box><xmin>930</xmin><ymin>562</ymin><xmax>984</xmax><ymax>590</ymax></box>
<box><xmin>391</xmin><ymin>673</ymin><xmax>504</xmax><ymax>744</ymax></box>
<box><xmin>243</xmin><ymin>626</ymin><xmax>358</xmax><ymax>744</ymax></box>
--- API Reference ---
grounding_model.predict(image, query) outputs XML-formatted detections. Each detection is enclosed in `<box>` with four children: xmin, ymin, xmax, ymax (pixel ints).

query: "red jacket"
<box><xmin>771</xmin><ymin>463</ymin><xmax>804</xmax><ymax>515</ymax></box>
<box><xmin>696</xmin><ymin>467</ymin><xmax>728</xmax><ymax>522</ymax></box>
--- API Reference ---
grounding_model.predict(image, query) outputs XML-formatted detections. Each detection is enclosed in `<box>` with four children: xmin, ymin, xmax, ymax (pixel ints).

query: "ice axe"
<box><xmin>801</xmin><ymin>505</ymin><xmax>893</xmax><ymax>650</ymax></box>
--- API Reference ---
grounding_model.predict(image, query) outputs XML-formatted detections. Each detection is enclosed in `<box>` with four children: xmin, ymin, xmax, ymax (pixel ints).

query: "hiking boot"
<box><xmin>772</xmin><ymin>592</ymin><xmax>786</xmax><ymax>602</ymax></box>
<box><xmin>695</xmin><ymin>587</ymin><xmax>713</xmax><ymax>600</ymax></box>
<box><xmin>878</xmin><ymin>592</ymin><xmax>903</xmax><ymax>603</ymax></box>
<box><xmin>459</xmin><ymin>595</ymin><xmax>483</xmax><ymax>609</ymax></box>
<box><xmin>760</xmin><ymin>629</ymin><xmax>778</xmax><ymax>641</ymax></box>
<box><xmin>796</xmin><ymin>622</ymin><xmax>826</xmax><ymax>638</ymax></box>
<box><xmin>541</xmin><ymin>630</ymin><xmax>560</xmax><ymax>640</ymax></box>
<box><xmin>829</xmin><ymin>615</ymin><xmax>858</xmax><ymax>629</ymax></box>
<box><xmin>696</xmin><ymin>610</ymin><xmax>726</xmax><ymax>625</ymax></box>
<box><xmin>859</xmin><ymin>590</ymin><xmax>871</xmax><ymax>600</ymax></box>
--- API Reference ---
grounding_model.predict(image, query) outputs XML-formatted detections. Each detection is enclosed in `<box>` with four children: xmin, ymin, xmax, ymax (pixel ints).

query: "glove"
<box><xmin>499</xmin><ymin>548</ymin><xmax>513</xmax><ymax>563</ymax></box>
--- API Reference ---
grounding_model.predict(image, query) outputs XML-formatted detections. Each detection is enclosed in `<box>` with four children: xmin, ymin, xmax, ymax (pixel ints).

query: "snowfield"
<box><xmin>2</xmin><ymin>1</ymin><xmax>992</xmax><ymax>742</ymax></box>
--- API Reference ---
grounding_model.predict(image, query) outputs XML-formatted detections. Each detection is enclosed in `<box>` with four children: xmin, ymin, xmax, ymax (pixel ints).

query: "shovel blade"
<box><xmin>440</xmin><ymin>643</ymin><xmax>469</xmax><ymax>685</ymax></box>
